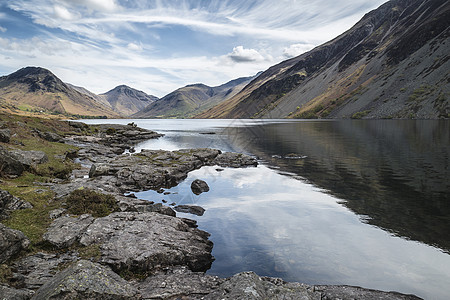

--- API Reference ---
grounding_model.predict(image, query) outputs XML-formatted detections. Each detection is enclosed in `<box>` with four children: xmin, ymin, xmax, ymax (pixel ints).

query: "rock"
<box><xmin>13</xmin><ymin>252</ymin><xmax>79</xmax><ymax>290</ymax></box>
<box><xmin>48</xmin><ymin>208</ymin><xmax>66</xmax><ymax>219</ymax></box>
<box><xmin>174</xmin><ymin>205</ymin><xmax>206</xmax><ymax>216</ymax></box>
<box><xmin>313</xmin><ymin>285</ymin><xmax>422</xmax><ymax>300</ymax></box>
<box><xmin>212</xmin><ymin>152</ymin><xmax>258</xmax><ymax>168</ymax></box>
<box><xmin>31</xmin><ymin>260</ymin><xmax>140</xmax><ymax>299</ymax></box>
<box><xmin>67</xmin><ymin>121</ymin><xmax>88</xmax><ymax>130</ymax></box>
<box><xmin>43</xmin><ymin>214</ymin><xmax>95</xmax><ymax>249</ymax></box>
<box><xmin>34</xmin><ymin>130</ymin><xmax>63</xmax><ymax>143</ymax></box>
<box><xmin>79</xmin><ymin>212</ymin><xmax>214</xmax><ymax>273</ymax></box>
<box><xmin>191</xmin><ymin>179</ymin><xmax>209</xmax><ymax>195</ymax></box>
<box><xmin>116</xmin><ymin>196</ymin><xmax>175</xmax><ymax>217</ymax></box>
<box><xmin>0</xmin><ymin>189</ymin><xmax>33</xmax><ymax>220</ymax></box>
<box><xmin>204</xmin><ymin>271</ymin><xmax>319</xmax><ymax>300</ymax></box>
<box><xmin>0</xmin><ymin>224</ymin><xmax>30</xmax><ymax>263</ymax></box>
<box><xmin>9</xmin><ymin>150</ymin><xmax>48</xmax><ymax>167</ymax></box>
<box><xmin>0</xmin><ymin>129</ymin><xmax>11</xmax><ymax>143</ymax></box>
<box><xmin>0</xmin><ymin>146</ymin><xmax>25</xmax><ymax>177</ymax></box>
<box><xmin>0</xmin><ymin>284</ymin><xmax>34</xmax><ymax>300</ymax></box>
<box><xmin>136</xmin><ymin>266</ymin><xmax>223</xmax><ymax>299</ymax></box>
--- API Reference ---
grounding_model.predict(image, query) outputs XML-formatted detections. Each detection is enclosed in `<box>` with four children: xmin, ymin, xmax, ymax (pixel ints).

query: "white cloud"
<box><xmin>127</xmin><ymin>42</ymin><xmax>142</xmax><ymax>51</ymax></box>
<box><xmin>227</xmin><ymin>46</ymin><xmax>265</xmax><ymax>63</ymax></box>
<box><xmin>53</xmin><ymin>5</ymin><xmax>76</xmax><ymax>20</ymax></box>
<box><xmin>0</xmin><ymin>26</ymin><xmax>6</xmax><ymax>33</ymax></box>
<box><xmin>61</xmin><ymin>0</ymin><xmax>119</xmax><ymax>12</ymax></box>
<box><xmin>283</xmin><ymin>43</ymin><xmax>316</xmax><ymax>58</ymax></box>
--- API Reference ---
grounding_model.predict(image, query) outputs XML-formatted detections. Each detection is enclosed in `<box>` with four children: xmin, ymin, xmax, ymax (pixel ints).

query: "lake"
<box><xmin>82</xmin><ymin>119</ymin><xmax>450</xmax><ymax>300</ymax></box>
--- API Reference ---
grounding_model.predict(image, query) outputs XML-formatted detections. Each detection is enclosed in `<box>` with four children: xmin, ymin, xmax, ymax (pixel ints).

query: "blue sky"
<box><xmin>0</xmin><ymin>0</ymin><xmax>386</xmax><ymax>97</ymax></box>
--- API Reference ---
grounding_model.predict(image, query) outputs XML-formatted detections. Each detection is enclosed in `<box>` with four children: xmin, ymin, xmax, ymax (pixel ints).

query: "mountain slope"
<box><xmin>0</xmin><ymin>67</ymin><xmax>119</xmax><ymax>118</ymax></box>
<box><xmin>100</xmin><ymin>85</ymin><xmax>158</xmax><ymax>116</ymax></box>
<box><xmin>198</xmin><ymin>0</ymin><xmax>449</xmax><ymax>119</ymax></box>
<box><xmin>133</xmin><ymin>75</ymin><xmax>256</xmax><ymax>118</ymax></box>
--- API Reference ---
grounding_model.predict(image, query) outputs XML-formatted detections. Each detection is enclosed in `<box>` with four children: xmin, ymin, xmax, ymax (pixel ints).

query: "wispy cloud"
<box><xmin>0</xmin><ymin>0</ymin><xmax>387</xmax><ymax>97</ymax></box>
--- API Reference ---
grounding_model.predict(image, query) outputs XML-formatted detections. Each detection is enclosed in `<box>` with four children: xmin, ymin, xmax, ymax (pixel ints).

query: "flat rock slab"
<box><xmin>0</xmin><ymin>284</ymin><xmax>33</xmax><ymax>300</ymax></box>
<box><xmin>31</xmin><ymin>260</ymin><xmax>139</xmax><ymax>300</ymax></box>
<box><xmin>314</xmin><ymin>285</ymin><xmax>422</xmax><ymax>300</ymax></box>
<box><xmin>136</xmin><ymin>266</ymin><xmax>223</xmax><ymax>299</ymax></box>
<box><xmin>174</xmin><ymin>205</ymin><xmax>206</xmax><ymax>216</ymax></box>
<box><xmin>43</xmin><ymin>214</ymin><xmax>95</xmax><ymax>249</ymax></box>
<box><xmin>79</xmin><ymin>212</ymin><xmax>214</xmax><ymax>273</ymax></box>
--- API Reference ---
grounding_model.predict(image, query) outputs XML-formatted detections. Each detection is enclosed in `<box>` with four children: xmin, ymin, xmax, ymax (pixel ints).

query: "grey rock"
<box><xmin>48</xmin><ymin>208</ymin><xmax>66</xmax><ymax>219</ymax></box>
<box><xmin>9</xmin><ymin>150</ymin><xmax>48</xmax><ymax>167</ymax></box>
<box><xmin>0</xmin><ymin>224</ymin><xmax>30</xmax><ymax>263</ymax></box>
<box><xmin>13</xmin><ymin>252</ymin><xmax>79</xmax><ymax>290</ymax></box>
<box><xmin>0</xmin><ymin>146</ymin><xmax>25</xmax><ymax>176</ymax></box>
<box><xmin>204</xmin><ymin>271</ymin><xmax>319</xmax><ymax>300</ymax></box>
<box><xmin>174</xmin><ymin>205</ymin><xmax>206</xmax><ymax>216</ymax></box>
<box><xmin>136</xmin><ymin>266</ymin><xmax>223</xmax><ymax>299</ymax></box>
<box><xmin>43</xmin><ymin>214</ymin><xmax>95</xmax><ymax>249</ymax></box>
<box><xmin>79</xmin><ymin>212</ymin><xmax>214</xmax><ymax>273</ymax></box>
<box><xmin>31</xmin><ymin>260</ymin><xmax>140</xmax><ymax>300</ymax></box>
<box><xmin>314</xmin><ymin>285</ymin><xmax>422</xmax><ymax>300</ymax></box>
<box><xmin>0</xmin><ymin>129</ymin><xmax>11</xmax><ymax>143</ymax></box>
<box><xmin>116</xmin><ymin>195</ymin><xmax>176</xmax><ymax>217</ymax></box>
<box><xmin>191</xmin><ymin>179</ymin><xmax>209</xmax><ymax>195</ymax></box>
<box><xmin>0</xmin><ymin>189</ymin><xmax>33</xmax><ymax>220</ymax></box>
<box><xmin>213</xmin><ymin>152</ymin><xmax>258</xmax><ymax>168</ymax></box>
<box><xmin>35</xmin><ymin>130</ymin><xmax>63</xmax><ymax>143</ymax></box>
<box><xmin>67</xmin><ymin>121</ymin><xmax>88</xmax><ymax>130</ymax></box>
<box><xmin>0</xmin><ymin>284</ymin><xmax>34</xmax><ymax>300</ymax></box>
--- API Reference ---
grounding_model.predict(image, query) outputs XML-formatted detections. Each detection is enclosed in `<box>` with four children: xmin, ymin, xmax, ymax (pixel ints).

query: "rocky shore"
<box><xmin>0</xmin><ymin>120</ymin><xmax>421</xmax><ymax>299</ymax></box>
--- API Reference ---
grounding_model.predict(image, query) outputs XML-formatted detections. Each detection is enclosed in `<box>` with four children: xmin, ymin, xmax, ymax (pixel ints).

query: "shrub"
<box><xmin>65</xmin><ymin>189</ymin><xmax>119</xmax><ymax>217</ymax></box>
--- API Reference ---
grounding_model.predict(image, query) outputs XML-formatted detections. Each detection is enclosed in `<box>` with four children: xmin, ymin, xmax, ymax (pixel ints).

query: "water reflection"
<box><xmin>221</xmin><ymin>120</ymin><xmax>450</xmax><ymax>253</ymax></box>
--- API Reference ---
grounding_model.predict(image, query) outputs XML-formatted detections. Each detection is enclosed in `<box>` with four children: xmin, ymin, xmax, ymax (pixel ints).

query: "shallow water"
<box><xmin>82</xmin><ymin>119</ymin><xmax>450</xmax><ymax>300</ymax></box>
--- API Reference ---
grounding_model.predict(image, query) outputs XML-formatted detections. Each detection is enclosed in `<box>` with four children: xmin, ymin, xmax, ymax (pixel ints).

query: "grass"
<box><xmin>351</xmin><ymin>110</ymin><xmax>371</xmax><ymax>119</ymax></box>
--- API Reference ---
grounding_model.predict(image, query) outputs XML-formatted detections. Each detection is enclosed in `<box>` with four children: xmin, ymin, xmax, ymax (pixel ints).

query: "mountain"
<box><xmin>100</xmin><ymin>85</ymin><xmax>158</xmax><ymax>117</ymax></box>
<box><xmin>198</xmin><ymin>0</ymin><xmax>449</xmax><ymax>119</ymax></box>
<box><xmin>133</xmin><ymin>75</ymin><xmax>256</xmax><ymax>118</ymax></box>
<box><xmin>0</xmin><ymin>67</ymin><xmax>119</xmax><ymax>118</ymax></box>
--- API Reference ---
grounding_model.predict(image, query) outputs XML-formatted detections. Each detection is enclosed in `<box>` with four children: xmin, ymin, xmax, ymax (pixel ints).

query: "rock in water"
<box><xmin>31</xmin><ymin>260</ymin><xmax>139</xmax><ymax>299</ymax></box>
<box><xmin>174</xmin><ymin>205</ymin><xmax>206</xmax><ymax>216</ymax></box>
<box><xmin>191</xmin><ymin>179</ymin><xmax>209</xmax><ymax>195</ymax></box>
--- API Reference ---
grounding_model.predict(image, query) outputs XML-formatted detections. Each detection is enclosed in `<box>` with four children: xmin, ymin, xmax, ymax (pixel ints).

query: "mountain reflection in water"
<box><xmin>221</xmin><ymin>120</ymin><xmax>450</xmax><ymax>253</ymax></box>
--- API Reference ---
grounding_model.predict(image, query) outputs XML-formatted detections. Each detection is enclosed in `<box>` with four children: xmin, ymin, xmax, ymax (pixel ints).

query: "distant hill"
<box><xmin>0</xmin><ymin>67</ymin><xmax>119</xmax><ymax>118</ymax></box>
<box><xmin>198</xmin><ymin>0</ymin><xmax>449</xmax><ymax>119</ymax></box>
<box><xmin>100</xmin><ymin>85</ymin><xmax>158</xmax><ymax>117</ymax></box>
<box><xmin>132</xmin><ymin>75</ymin><xmax>256</xmax><ymax>118</ymax></box>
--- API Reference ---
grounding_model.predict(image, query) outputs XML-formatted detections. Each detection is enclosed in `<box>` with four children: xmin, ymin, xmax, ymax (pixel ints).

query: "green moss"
<box><xmin>65</xmin><ymin>189</ymin><xmax>119</xmax><ymax>218</ymax></box>
<box><xmin>79</xmin><ymin>244</ymin><xmax>102</xmax><ymax>261</ymax></box>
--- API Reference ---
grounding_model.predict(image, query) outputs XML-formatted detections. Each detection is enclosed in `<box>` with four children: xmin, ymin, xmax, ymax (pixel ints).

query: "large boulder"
<box><xmin>43</xmin><ymin>214</ymin><xmax>94</xmax><ymax>249</ymax></box>
<box><xmin>31</xmin><ymin>260</ymin><xmax>139</xmax><ymax>299</ymax></box>
<box><xmin>0</xmin><ymin>129</ymin><xmax>11</xmax><ymax>143</ymax></box>
<box><xmin>0</xmin><ymin>189</ymin><xmax>33</xmax><ymax>220</ymax></box>
<box><xmin>79</xmin><ymin>212</ymin><xmax>214</xmax><ymax>273</ymax></box>
<box><xmin>9</xmin><ymin>150</ymin><xmax>48</xmax><ymax>167</ymax></box>
<box><xmin>0</xmin><ymin>224</ymin><xmax>29</xmax><ymax>263</ymax></box>
<box><xmin>0</xmin><ymin>146</ymin><xmax>25</xmax><ymax>177</ymax></box>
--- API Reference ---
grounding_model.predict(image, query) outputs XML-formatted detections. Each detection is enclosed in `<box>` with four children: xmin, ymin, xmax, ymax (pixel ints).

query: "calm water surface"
<box><xmin>83</xmin><ymin>119</ymin><xmax>450</xmax><ymax>300</ymax></box>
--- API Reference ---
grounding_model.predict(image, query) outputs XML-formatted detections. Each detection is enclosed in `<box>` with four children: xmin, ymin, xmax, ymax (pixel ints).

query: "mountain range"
<box><xmin>198</xmin><ymin>0</ymin><xmax>449</xmax><ymax>119</ymax></box>
<box><xmin>132</xmin><ymin>75</ymin><xmax>257</xmax><ymax>118</ymax></box>
<box><xmin>0</xmin><ymin>0</ymin><xmax>448</xmax><ymax>119</ymax></box>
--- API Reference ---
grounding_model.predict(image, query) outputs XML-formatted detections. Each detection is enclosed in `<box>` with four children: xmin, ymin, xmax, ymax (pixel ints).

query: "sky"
<box><xmin>0</xmin><ymin>0</ymin><xmax>386</xmax><ymax>97</ymax></box>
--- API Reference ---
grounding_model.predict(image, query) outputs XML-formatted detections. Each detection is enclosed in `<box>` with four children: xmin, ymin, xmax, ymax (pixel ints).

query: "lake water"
<box><xmin>82</xmin><ymin>119</ymin><xmax>450</xmax><ymax>300</ymax></box>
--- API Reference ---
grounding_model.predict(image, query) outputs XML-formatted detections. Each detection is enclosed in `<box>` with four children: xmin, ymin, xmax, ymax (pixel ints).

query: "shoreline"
<box><xmin>0</xmin><ymin>119</ymin><xmax>422</xmax><ymax>299</ymax></box>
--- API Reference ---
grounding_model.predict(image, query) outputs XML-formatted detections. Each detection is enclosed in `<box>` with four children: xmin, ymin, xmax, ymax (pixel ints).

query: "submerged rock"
<box><xmin>31</xmin><ymin>260</ymin><xmax>139</xmax><ymax>300</ymax></box>
<box><xmin>191</xmin><ymin>179</ymin><xmax>209</xmax><ymax>195</ymax></box>
<box><xmin>314</xmin><ymin>285</ymin><xmax>422</xmax><ymax>300</ymax></box>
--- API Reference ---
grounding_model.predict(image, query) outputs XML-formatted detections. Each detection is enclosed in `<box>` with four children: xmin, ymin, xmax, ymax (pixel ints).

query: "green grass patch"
<box><xmin>351</xmin><ymin>110</ymin><xmax>371</xmax><ymax>119</ymax></box>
